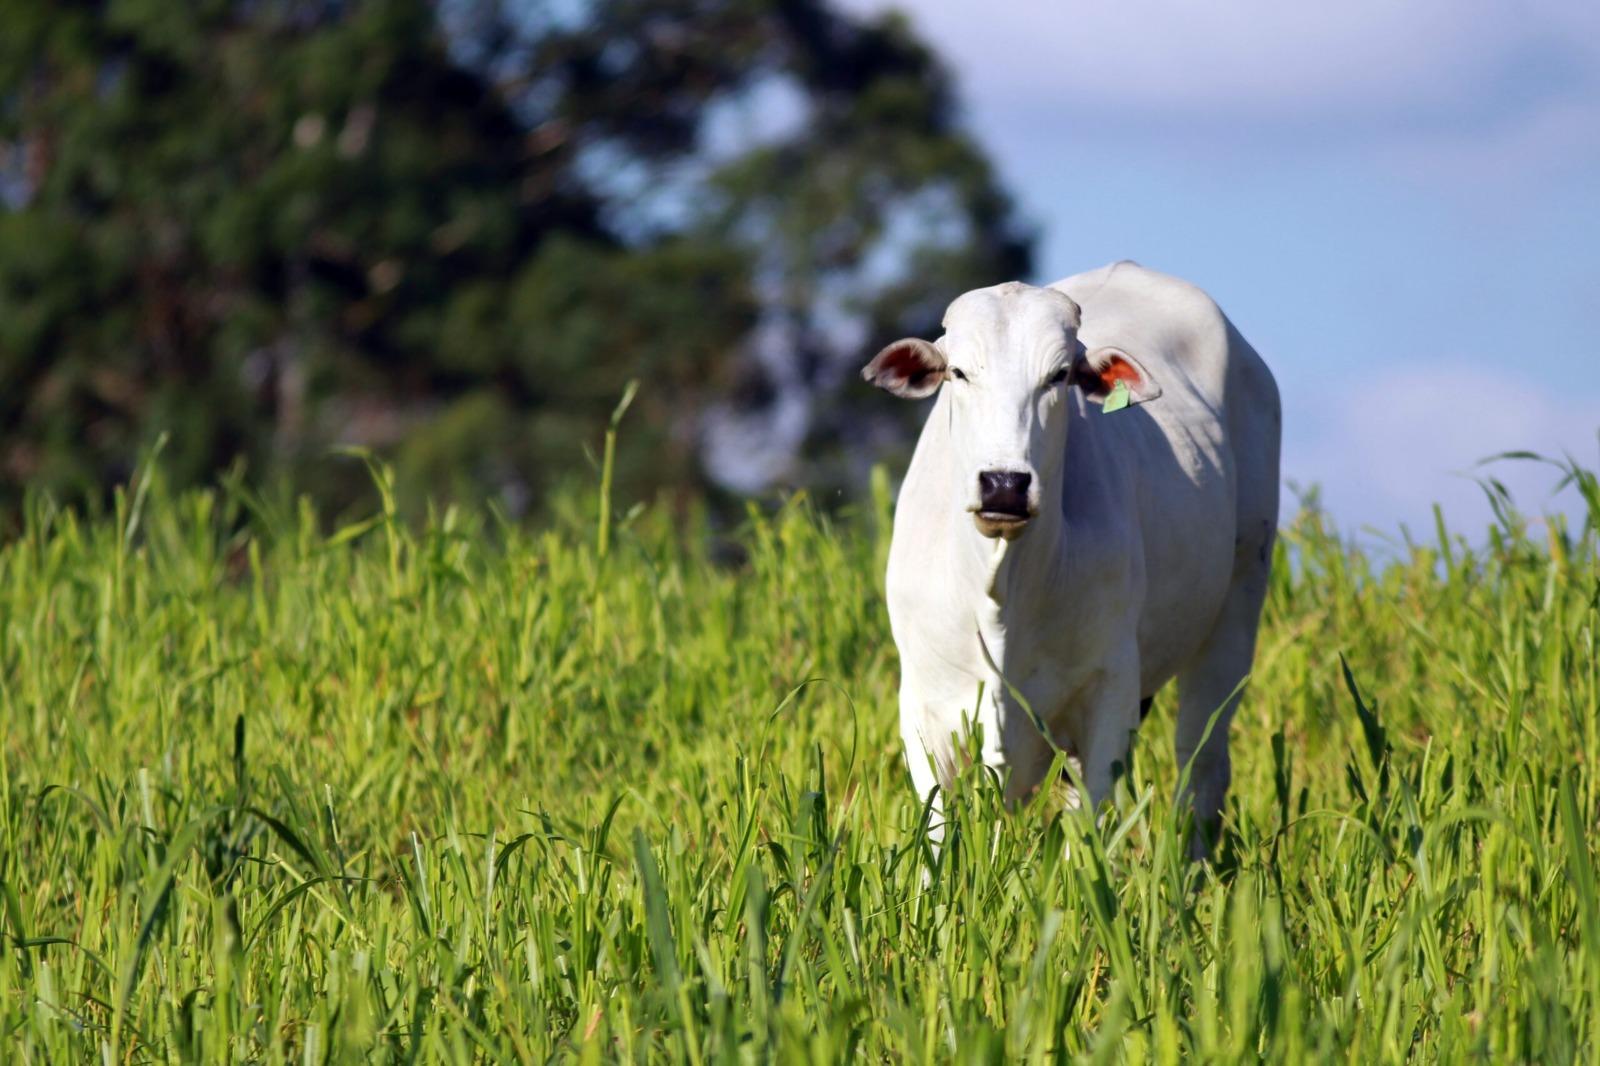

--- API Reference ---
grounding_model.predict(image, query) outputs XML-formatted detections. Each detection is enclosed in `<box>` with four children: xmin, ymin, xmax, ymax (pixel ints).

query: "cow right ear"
<box><xmin>860</xmin><ymin>339</ymin><xmax>947</xmax><ymax>399</ymax></box>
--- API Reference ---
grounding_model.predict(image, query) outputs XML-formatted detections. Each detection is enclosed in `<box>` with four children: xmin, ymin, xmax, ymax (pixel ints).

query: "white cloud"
<box><xmin>842</xmin><ymin>1</ymin><xmax>1600</xmax><ymax>146</ymax></box>
<box><xmin>1284</xmin><ymin>363</ymin><xmax>1599</xmax><ymax>537</ymax></box>
<box><xmin>1377</xmin><ymin>94</ymin><xmax>1600</xmax><ymax>187</ymax></box>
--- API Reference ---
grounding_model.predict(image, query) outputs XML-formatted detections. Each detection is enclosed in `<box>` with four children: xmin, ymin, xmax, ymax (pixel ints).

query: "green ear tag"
<box><xmin>1102</xmin><ymin>380</ymin><xmax>1131</xmax><ymax>414</ymax></box>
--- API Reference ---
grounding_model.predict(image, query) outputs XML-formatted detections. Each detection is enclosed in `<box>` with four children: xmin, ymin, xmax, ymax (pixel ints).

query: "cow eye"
<box><xmin>1044</xmin><ymin>366</ymin><xmax>1070</xmax><ymax>388</ymax></box>
<box><xmin>949</xmin><ymin>367</ymin><xmax>968</xmax><ymax>382</ymax></box>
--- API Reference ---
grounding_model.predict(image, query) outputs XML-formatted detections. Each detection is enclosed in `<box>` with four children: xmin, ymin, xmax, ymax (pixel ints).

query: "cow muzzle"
<box><xmin>973</xmin><ymin>469</ymin><xmax>1035</xmax><ymax>539</ymax></box>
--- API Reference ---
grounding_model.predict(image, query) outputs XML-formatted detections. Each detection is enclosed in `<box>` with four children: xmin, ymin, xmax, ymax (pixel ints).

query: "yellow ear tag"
<box><xmin>1102</xmin><ymin>380</ymin><xmax>1131</xmax><ymax>414</ymax></box>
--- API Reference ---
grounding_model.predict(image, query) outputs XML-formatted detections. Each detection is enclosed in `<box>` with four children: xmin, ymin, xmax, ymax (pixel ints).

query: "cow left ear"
<box><xmin>1070</xmin><ymin>346</ymin><xmax>1162</xmax><ymax>406</ymax></box>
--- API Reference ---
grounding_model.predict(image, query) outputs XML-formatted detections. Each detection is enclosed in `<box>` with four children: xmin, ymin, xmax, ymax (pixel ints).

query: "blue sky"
<box><xmin>838</xmin><ymin>0</ymin><xmax>1600</xmax><ymax>538</ymax></box>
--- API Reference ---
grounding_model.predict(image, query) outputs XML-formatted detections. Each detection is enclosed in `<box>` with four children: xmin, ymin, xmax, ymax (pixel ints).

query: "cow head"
<box><xmin>861</xmin><ymin>282</ymin><xmax>1159</xmax><ymax>540</ymax></box>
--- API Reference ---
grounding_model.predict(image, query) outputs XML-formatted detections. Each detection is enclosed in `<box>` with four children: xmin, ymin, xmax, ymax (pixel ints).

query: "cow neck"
<box><xmin>950</xmin><ymin>487</ymin><xmax>1067</xmax><ymax>612</ymax></box>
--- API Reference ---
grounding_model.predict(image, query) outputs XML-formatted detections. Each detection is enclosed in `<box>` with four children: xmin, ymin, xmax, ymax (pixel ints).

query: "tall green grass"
<box><xmin>1</xmin><ymin>455</ymin><xmax>1598</xmax><ymax>1062</ymax></box>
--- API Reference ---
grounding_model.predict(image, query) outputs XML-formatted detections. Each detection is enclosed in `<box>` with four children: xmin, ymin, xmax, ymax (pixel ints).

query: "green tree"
<box><xmin>0</xmin><ymin>0</ymin><xmax>1031</xmax><ymax>516</ymax></box>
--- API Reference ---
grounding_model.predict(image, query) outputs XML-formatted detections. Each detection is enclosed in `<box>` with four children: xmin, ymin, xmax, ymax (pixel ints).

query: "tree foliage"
<box><xmin>0</xmin><ymin>0</ymin><xmax>1032</xmax><ymax>515</ymax></box>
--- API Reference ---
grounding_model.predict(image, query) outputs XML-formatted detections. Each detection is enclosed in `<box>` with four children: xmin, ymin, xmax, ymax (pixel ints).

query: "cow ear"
<box><xmin>1071</xmin><ymin>346</ymin><xmax>1162</xmax><ymax>406</ymax></box>
<box><xmin>861</xmin><ymin>338</ymin><xmax>947</xmax><ymax>399</ymax></box>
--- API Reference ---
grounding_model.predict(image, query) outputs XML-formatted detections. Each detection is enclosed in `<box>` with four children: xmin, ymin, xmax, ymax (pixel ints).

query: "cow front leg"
<box><xmin>1073</xmin><ymin>664</ymin><xmax>1144</xmax><ymax>811</ymax></box>
<box><xmin>900</xmin><ymin>683</ymin><xmax>955</xmax><ymax>847</ymax></box>
<box><xmin>901</xmin><ymin>723</ymin><xmax>946</xmax><ymax>843</ymax></box>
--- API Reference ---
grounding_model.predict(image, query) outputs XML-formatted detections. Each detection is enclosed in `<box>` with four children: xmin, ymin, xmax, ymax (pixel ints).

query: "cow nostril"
<box><xmin>978</xmin><ymin>471</ymin><xmax>1032</xmax><ymax>516</ymax></box>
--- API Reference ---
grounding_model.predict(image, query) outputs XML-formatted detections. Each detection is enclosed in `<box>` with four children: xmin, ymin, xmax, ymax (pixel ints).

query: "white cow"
<box><xmin>863</xmin><ymin>261</ymin><xmax>1279</xmax><ymax>856</ymax></box>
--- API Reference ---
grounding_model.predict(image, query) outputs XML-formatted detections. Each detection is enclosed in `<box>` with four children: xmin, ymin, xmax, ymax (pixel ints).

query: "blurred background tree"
<box><xmin>0</xmin><ymin>0</ymin><xmax>1032</xmax><ymax>520</ymax></box>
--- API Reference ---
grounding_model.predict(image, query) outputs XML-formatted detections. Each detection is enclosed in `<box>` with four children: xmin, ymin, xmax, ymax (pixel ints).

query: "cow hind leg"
<box><xmin>1174</xmin><ymin>553</ymin><xmax>1272</xmax><ymax>860</ymax></box>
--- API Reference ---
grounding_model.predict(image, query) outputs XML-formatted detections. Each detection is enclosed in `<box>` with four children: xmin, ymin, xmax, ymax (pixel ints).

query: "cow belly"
<box><xmin>1134</xmin><ymin>496</ymin><xmax>1235</xmax><ymax>693</ymax></box>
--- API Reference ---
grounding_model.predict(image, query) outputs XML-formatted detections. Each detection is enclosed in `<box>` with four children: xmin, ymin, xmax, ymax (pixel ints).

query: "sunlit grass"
<box><xmin>1</xmin><ymin>454</ymin><xmax>1598</xmax><ymax>1061</ymax></box>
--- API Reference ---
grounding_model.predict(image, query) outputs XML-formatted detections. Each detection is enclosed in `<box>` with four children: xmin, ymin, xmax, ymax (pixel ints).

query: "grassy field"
<box><xmin>2</xmin><ymin>454</ymin><xmax>1599</xmax><ymax>1063</ymax></box>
